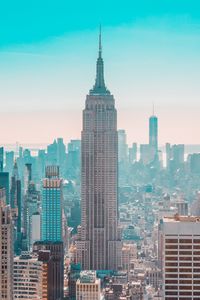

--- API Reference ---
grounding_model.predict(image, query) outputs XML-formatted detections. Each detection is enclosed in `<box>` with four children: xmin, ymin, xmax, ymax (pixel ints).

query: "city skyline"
<box><xmin>1</xmin><ymin>2</ymin><xmax>200</xmax><ymax>298</ymax></box>
<box><xmin>0</xmin><ymin>0</ymin><xmax>200</xmax><ymax>144</ymax></box>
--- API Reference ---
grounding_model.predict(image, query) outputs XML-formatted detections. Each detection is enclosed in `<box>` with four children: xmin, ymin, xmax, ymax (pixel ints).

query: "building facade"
<box><xmin>149</xmin><ymin>114</ymin><xmax>158</xmax><ymax>152</ymax></box>
<box><xmin>76</xmin><ymin>271</ymin><xmax>101</xmax><ymax>300</ymax></box>
<box><xmin>0</xmin><ymin>172</ymin><xmax>9</xmax><ymax>204</ymax></box>
<box><xmin>118</xmin><ymin>129</ymin><xmax>128</xmax><ymax>163</ymax></box>
<box><xmin>33</xmin><ymin>241</ymin><xmax>64</xmax><ymax>300</ymax></box>
<box><xmin>0</xmin><ymin>188</ymin><xmax>13</xmax><ymax>300</ymax></box>
<box><xmin>42</xmin><ymin>166</ymin><xmax>62</xmax><ymax>242</ymax></box>
<box><xmin>23</xmin><ymin>181</ymin><xmax>40</xmax><ymax>250</ymax></box>
<box><xmin>13</xmin><ymin>253</ymin><xmax>43</xmax><ymax>299</ymax></box>
<box><xmin>10</xmin><ymin>161</ymin><xmax>22</xmax><ymax>254</ymax></box>
<box><xmin>37</xmin><ymin>250</ymin><xmax>52</xmax><ymax>300</ymax></box>
<box><xmin>76</xmin><ymin>30</ymin><xmax>122</xmax><ymax>270</ymax></box>
<box><xmin>160</xmin><ymin>215</ymin><xmax>200</xmax><ymax>299</ymax></box>
<box><xmin>0</xmin><ymin>147</ymin><xmax>3</xmax><ymax>172</ymax></box>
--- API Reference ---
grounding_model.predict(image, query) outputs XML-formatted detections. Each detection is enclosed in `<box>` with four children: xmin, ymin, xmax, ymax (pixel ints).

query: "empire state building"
<box><xmin>76</xmin><ymin>30</ymin><xmax>122</xmax><ymax>271</ymax></box>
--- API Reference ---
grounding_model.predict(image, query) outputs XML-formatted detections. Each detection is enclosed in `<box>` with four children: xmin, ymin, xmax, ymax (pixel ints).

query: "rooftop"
<box><xmin>163</xmin><ymin>214</ymin><xmax>200</xmax><ymax>223</ymax></box>
<box><xmin>79</xmin><ymin>270</ymin><xmax>97</xmax><ymax>283</ymax></box>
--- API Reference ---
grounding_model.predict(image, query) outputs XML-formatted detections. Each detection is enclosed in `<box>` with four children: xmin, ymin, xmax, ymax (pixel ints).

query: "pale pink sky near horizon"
<box><xmin>0</xmin><ymin>105</ymin><xmax>199</xmax><ymax>146</ymax></box>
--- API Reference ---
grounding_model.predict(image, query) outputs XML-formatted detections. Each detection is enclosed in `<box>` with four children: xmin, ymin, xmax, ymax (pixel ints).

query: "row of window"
<box><xmin>166</xmin><ymin>251</ymin><xmax>200</xmax><ymax>255</ymax></box>
<box><xmin>166</xmin><ymin>239</ymin><xmax>200</xmax><ymax>243</ymax></box>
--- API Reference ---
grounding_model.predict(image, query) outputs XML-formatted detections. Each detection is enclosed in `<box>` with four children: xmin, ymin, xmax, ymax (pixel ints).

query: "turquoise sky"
<box><xmin>0</xmin><ymin>0</ymin><xmax>200</xmax><ymax>144</ymax></box>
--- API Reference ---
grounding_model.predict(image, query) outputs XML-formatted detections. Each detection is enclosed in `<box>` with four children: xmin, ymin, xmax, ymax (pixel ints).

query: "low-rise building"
<box><xmin>76</xmin><ymin>270</ymin><xmax>101</xmax><ymax>300</ymax></box>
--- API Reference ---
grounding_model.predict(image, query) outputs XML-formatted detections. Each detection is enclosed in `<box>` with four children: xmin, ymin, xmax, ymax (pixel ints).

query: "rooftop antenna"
<box><xmin>99</xmin><ymin>24</ymin><xmax>102</xmax><ymax>57</ymax></box>
<box><xmin>152</xmin><ymin>102</ymin><xmax>155</xmax><ymax>116</ymax></box>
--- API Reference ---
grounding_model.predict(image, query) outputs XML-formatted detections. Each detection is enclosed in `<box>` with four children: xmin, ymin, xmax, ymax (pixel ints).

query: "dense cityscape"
<box><xmin>1</xmin><ymin>31</ymin><xmax>200</xmax><ymax>300</ymax></box>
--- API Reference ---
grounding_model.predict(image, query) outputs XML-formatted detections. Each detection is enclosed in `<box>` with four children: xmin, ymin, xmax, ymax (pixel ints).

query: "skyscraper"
<box><xmin>10</xmin><ymin>161</ymin><xmax>22</xmax><ymax>254</ymax></box>
<box><xmin>0</xmin><ymin>172</ymin><xmax>9</xmax><ymax>205</ymax></box>
<box><xmin>118</xmin><ymin>129</ymin><xmax>128</xmax><ymax>163</ymax></box>
<box><xmin>166</xmin><ymin>143</ymin><xmax>185</xmax><ymax>171</ymax></box>
<box><xmin>57</xmin><ymin>138</ymin><xmax>66</xmax><ymax>176</ymax></box>
<box><xmin>0</xmin><ymin>147</ymin><xmax>4</xmax><ymax>172</ymax></box>
<box><xmin>129</xmin><ymin>143</ymin><xmax>137</xmax><ymax>164</ymax></box>
<box><xmin>5</xmin><ymin>151</ymin><xmax>14</xmax><ymax>174</ymax></box>
<box><xmin>0</xmin><ymin>188</ymin><xmax>13</xmax><ymax>300</ymax></box>
<box><xmin>76</xmin><ymin>29</ymin><xmax>122</xmax><ymax>270</ymax></box>
<box><xmin>24</xmin><ymin>163</ymin><xmax>32</xmax><ymax>194</ymax></box>
<box><xmin>42</xmin><ymin>166</ymin><xmax>63</xmax><ymax>242</ymax></box>
<box><xmin>149</xmin><ymin>109</ymin><xmax>158</xmax><ymax>159</ymax></box>
<box><xmin>23</xmin><ymin>181</ymin><xmax>40</xmax><ymax>250</ymax></box>
<box><xmin>66</xmin><ymin>139</ymin><xmax>81</xmax><ymax>179</ymax></box>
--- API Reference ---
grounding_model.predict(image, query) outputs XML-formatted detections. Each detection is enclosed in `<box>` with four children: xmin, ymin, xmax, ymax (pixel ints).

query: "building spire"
<box><xmin>99</xmin><ymin>24</ymin><xmax>102</xmax><ymax>58</ymax></box>
<box><xmin>90</xmin><ymin>26</ymin><xmax>110</xmax><ymax>95</ymax></box>
<box><xmin>12</xmin><ymin>160</ymin><xmax>19</xmax><ymax>179</ymax></box>
<box><xmin>152</xmin><ymin>102</ymin><xmax>155</xmax><ymax>116</ymax></box>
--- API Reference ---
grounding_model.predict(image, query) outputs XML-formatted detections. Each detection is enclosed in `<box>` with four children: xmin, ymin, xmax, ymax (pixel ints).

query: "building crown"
<box><xmin>90</xmin><ymin>26</ymin><xmax>110</xmax><ymax>95</ymax></box>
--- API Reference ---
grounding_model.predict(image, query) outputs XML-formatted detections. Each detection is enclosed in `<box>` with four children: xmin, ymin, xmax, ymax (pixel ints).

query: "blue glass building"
<box><xmin>42</xmin><ymin>176</ymin><xmax>62</xmax><ymax>242</ymax></box>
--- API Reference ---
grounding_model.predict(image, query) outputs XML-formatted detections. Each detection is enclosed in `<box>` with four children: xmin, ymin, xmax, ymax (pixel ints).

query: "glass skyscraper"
<box><xmin>42</xmin><ymin>167</ymin><xmax>62</xmax><ymax>242</ymax></box>
<box><xmin>149</xmin><ymin>114</ymin><xmax>158</xmax><ymax>151</ymax></box>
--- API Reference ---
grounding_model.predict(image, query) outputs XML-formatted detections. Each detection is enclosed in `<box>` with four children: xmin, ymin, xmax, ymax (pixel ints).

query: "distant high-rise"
<box><xmin>24</xmin><ymin>163</ymin><xmax>32</xmax><ymax>193</ymax></box>
<box><xmin>66</xmin><ymin>139</ymin><xmax>81</xmax><ymax>179</ymax></box>
<box><xmin>76</xmin><ymin>29</ymin><xmax>122</xmax><ymax>270</ymax></box>
<box><xmin>10</xmin><ymin>161</ymin><xmax>22</xmax><ymax>254</ymax></box>
<box><xmin>166</xmin><ymin>142</ymin><xmax>171</xmax><ymax>169</ymax></box>
<box><xmin>42</xmin><ymin>166</ymin><xmax>63</xmax><ymax>242</ymax></box>
<box><xmin>0</xmin><ymin>147</ymin><xmax>4</xmax><ymax>172</ymax></box>
<box><xmin>140</xmin><ymin>144</ymin><xmax>154</xmax><ymax>165</ymax></box>
<box><xmin>23</xmin><ymin>181</ymin><xmax>40</xmax><ymax>250</ymax></box>
<box><xmin>47</xmin><ymin>140</ymin><xmax>57</xmax><ymax>165</ymax></box>
<box><xmin>166</xmin><ymin>143</ymin><xmax>185</xmax><ymax>171</ymax></box>
<box><xmin>0</xmin><ymin>172</ymin><xmax>9</xmax><ymax>204</ymax></box>
<box><xmin>172</xmin><ymin>144</ymin><xmax>185</xmax><ymax>167</ymax></box>
<box><xmin>38</xmin><ymin>149</ymin><xmax>46</xmax><ymax>178</ymax></box>
<box><xmin>189</xmin><ymin>153</ymin><xmax>200</xmax><ymax>174</ymax></box>
<box><xmin>118</xmin><ymin>129</ymin><xmax>128</xmax><ymax>163</ymax></box>
<box><xmin>31</xmin><ymin>212</ymin><xmax>41</xmax><ymax>246</ymax></box>
<box><xmin>191</xmin><ymin>192</ymin><xmax>200</xmax><ymax>216</ymax></box>
<box><xmin>57</xmin><ymin>138</ymin><xmax>66</xmax><ymax>176</ymax></box>
<box><xmin>129</xmin><ymin>143</ymin><xmax>137</xmax><ymax>164</ymax></box>
<box><xmin>5</xmin><ymin>151</ymin><xmax>14</xmax><ymax>174</ymax></box>
<box><xmin>149</xmin><ymin>109</ymin><xmax>158</xmax><ymax>158</ymax></box>
<box><xmin>68</xmin><ymin>139</ymin><xmax>81</xmax><ymax>153</ymax></box>
<box><xmin>0</xmin><ymin>188</ymin><xmax>13</xmax><ymax>300</ymax></box>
